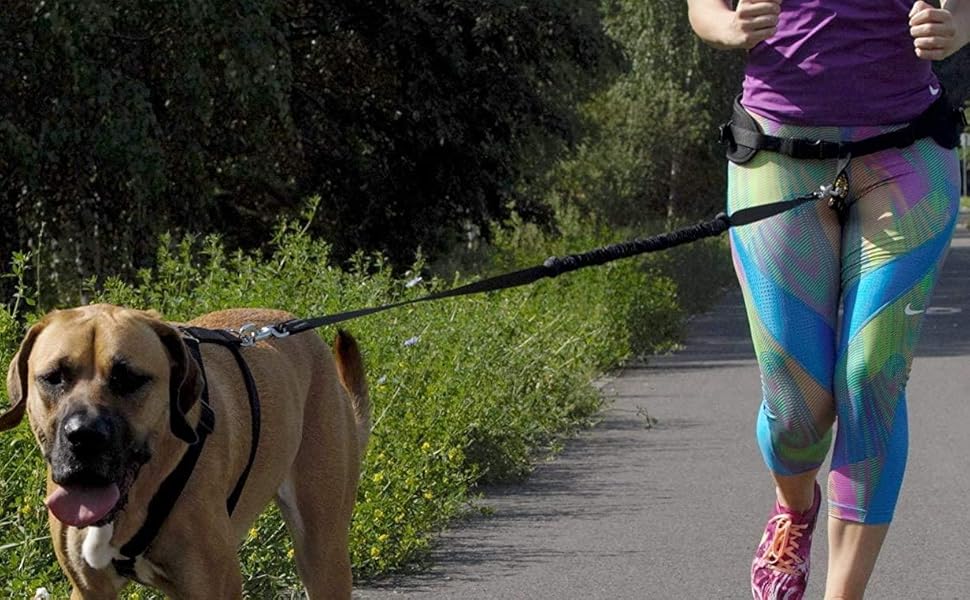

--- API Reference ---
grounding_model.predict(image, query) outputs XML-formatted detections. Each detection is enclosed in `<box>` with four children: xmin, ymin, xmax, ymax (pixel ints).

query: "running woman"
<box><xmin>686</xmin><ymin>1</ymin><xmax>969</xmax><ymax>598</ymax></box>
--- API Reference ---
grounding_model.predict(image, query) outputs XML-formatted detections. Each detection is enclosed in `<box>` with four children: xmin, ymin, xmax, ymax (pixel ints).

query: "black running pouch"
<box><xmin>920</xmin><ymin>92</ymin><xmax>966</xmax><ymax>150</ymax></box>
<box><xmin>719</xmin><ymin>95</ymin><xmax>759</xmax><ymax>164</ymax></box>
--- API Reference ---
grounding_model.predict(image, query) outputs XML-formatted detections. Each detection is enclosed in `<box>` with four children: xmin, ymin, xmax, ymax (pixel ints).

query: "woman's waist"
<box><xmin>742</xmin><ymin>65</ymin><xmax>939</xmax><ymax>128</ymax></box>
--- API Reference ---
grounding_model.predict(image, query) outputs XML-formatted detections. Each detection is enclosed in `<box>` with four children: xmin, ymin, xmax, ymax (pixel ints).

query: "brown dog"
<box><xmin>0</xmin><ymin>304</ymin><xmax>370</xmax><ymax>599</ymax></box>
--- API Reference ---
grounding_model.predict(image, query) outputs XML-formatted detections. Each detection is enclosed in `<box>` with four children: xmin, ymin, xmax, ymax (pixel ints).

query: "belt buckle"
<box><xmin>718</xmin><ymin>121</ymin><xmax>735</xmax><ymax>146</ymax></box>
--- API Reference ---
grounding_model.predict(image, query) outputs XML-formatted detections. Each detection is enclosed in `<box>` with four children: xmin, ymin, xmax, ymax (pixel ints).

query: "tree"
<box><xmin>0</xmin><ymin>0</ymin><xmax>622</xmax><ymax>301</ymax></box>
<box><xmin>547</xmin><ymin>0</ymin><xmax>744</xmax><ymax>228</ymax></box>
<box><xmin>286</xmin><ymin>0</ymin><xmax>623</xmax><ymax>264</ymax></box>
<box><xmin>1</xmin><ymin>1</ymin><xmax>299</xmax><ymax>301</ymax></box>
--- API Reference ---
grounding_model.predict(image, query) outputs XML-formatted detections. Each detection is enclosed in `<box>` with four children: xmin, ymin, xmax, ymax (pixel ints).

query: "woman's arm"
<box><xmin>687</xmin><ymin>0</ymin><xmax>782</xmax><ymax>50</ymax></box>
<box><xmin>911</xmin><ymin>0</ymin><xmax>970</xmax><ymax>60</ymax></box>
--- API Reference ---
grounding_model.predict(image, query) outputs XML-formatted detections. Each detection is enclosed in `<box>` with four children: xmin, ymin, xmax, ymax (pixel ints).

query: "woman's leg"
<box><xmin>824</xmin><ymin>137</ymin><xmax>959</xmax><ymax>599</ymax></box>
<box><xmin>728</xmin><ymin>123</ymin><xmax>844</xmax><ymax>597</ymax></box>
<box><xmin>825</xmin><ymin>520</ymin><xmax>890</xmax><ymax>599</ymax></box>
<box><xmin>728</xmin><ymin>127</ymin><xmax>845</xmax><ymax>481</ymax></box>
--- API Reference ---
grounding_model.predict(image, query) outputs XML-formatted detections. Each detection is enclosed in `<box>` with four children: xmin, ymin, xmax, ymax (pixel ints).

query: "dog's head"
<box><xmin>0</xmin><ymin>304</ymin><xmax>203</xmax><ymax>528</ymax></box>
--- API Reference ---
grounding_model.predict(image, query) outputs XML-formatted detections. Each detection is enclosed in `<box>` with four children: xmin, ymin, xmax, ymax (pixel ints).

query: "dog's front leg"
<box><xmin>69</xmin><ymin>586</ymin><xmax>125</xmax><ymax>600</ymax></box>
<box><xmin>52</xmin><ymin>524</ymin><xmax>127</xmax><ymax>600</ymax></box>
<box><xmin>151</xmin><ymin>534</ymin><xmax>245</xmax><ymax>600</ymax></box>
<box><xmin>165</xmin><ymin>565</ymin><xmax>244</xmax><ymax>600</ymax></box>
<box><xmin>66</xmin><ymin>575</ymin><xmax>126</xmax><ymax>600</ymax></box>
<box><xmin>62</xmin><ymin>568</ymin><xmax>126</xmax><ymax>600</ymax></box>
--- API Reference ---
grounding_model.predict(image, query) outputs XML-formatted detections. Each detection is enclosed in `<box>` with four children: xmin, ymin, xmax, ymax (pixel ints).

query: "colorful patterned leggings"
<box><xmin>728</xmin><ymin>114</ymin><xmax>960</xmax><ymax>525</ymax></box>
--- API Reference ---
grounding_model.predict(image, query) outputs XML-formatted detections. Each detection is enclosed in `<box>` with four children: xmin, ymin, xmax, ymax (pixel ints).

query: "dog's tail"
<box><xmin>333</xmin><ymin>329</ymin><xmax>371</xmax><ymax>459</ymax></box>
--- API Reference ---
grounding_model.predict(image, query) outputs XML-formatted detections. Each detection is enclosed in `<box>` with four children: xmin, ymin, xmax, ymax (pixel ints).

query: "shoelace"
<box><xmin>759</xmin><ymin>514</ymin><xmax>809</xmax><ymax>575</ymax></box>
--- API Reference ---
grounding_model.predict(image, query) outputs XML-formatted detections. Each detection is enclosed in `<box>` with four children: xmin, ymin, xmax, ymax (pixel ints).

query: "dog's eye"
<box><xmin>38</xmin><ymin>368</ymin><xmax>66</xmax><ymax>388</ymax></box>
<box><xmin>109</xmin><ymin>364</ymin><xmax>152</xmax><ymax>396</ymax></box>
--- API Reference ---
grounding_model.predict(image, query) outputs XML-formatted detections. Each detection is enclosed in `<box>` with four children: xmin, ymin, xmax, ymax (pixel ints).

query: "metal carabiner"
<box><xmin>236</xmin><ymin>323</ymin><xmax>291</xmax><ymax>347</ymax></box>
<box><xmin>817</xmin><ymin>168</ymin><xmax>851</xmax><ymax>224</ymax></box>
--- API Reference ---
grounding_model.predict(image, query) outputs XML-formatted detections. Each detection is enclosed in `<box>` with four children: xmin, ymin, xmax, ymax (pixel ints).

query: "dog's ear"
<box><xmin>1</xmin><ymin>320</ymin><xmax>47</xmax><ymax>431</ymax></box>
<box><xmin>150</xmin><ymin>321</ymin><xmax>204</xmax><ymax>444</ymax></box>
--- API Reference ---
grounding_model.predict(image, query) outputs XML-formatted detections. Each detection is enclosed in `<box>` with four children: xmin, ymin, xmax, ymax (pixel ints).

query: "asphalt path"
<box><xmin>354</xmin><ymin>225</ymin><xmax>970</xmax><ymax>600</ymax></box>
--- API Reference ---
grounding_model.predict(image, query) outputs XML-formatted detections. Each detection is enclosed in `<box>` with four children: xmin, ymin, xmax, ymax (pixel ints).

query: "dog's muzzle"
<box><xmin>46</xmin><ymin>409</ymin><xmax>146</xmax><ymax>528</ymax></box>
<box><xmin>51</xmin><ymin>410</ymin><xmax>124</xmax><ymax>484</ymax></box>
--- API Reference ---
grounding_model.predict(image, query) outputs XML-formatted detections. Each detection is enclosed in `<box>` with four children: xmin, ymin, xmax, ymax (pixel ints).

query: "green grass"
<box><xmin>0</xmin><ymin>216</ymin><xmax>733</xmax><ymax>598</ymax></box>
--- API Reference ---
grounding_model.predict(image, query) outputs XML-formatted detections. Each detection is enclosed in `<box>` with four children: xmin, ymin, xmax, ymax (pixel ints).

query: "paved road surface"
<box><xmin>354</xmin><ymin>227</ymin><xmax>970</xmax><ymax>600</ymax></box>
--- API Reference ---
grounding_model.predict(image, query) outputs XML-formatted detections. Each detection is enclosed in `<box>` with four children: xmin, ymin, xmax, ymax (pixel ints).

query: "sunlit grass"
<box><xmin>0</xmin><ymin>219</ymin><xmax>732</xmax><ymax>597</ymax></box>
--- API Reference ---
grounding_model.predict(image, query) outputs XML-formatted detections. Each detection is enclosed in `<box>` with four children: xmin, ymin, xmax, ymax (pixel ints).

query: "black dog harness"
<box><xmin>113</xmin><ymin>327</ymin><xmax>261</xmax><ymax>579</ymax></box>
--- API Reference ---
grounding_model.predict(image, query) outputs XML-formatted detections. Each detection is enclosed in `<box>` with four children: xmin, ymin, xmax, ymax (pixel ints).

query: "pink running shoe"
<box><xmin>750</xmin><ymin>483</ymin><xmax>821</xmax><ymax>600</ymax></box>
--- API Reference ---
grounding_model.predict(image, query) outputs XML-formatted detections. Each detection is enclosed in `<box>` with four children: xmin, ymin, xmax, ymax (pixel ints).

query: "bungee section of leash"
<box><xmin>233</xmin><ymin>159</ymin><xmax>852</xmax><ymax>345</ymax></box>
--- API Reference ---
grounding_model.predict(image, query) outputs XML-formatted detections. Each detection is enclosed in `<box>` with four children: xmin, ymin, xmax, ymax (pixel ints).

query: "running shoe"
<box><xmin>750</xmin><ymin>482</ymin><xmax>821</xmax><ymax>600</ymax></box>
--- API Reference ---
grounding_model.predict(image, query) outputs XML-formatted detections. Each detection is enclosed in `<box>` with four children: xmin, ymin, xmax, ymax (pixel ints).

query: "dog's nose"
<box><xmin>62</xmin><ymin>412</ymin><xmax>112</xmax><ymax>454</ymax></box>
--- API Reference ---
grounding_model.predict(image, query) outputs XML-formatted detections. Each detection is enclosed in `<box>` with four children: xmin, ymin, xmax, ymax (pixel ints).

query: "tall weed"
<box><xmin>0</xmin><ymin>219</ymin><xmax>730</xmax><ymax>597</ymax></box>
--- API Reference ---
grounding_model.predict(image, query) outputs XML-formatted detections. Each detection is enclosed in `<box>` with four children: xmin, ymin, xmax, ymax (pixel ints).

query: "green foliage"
<box><xmin>548</xmin><ymin>0</ymin><xmax>744</xmax><ymax>227</ymax></box>
<box><xmin>0</xmin><ymin>0</ymin><xmax>623</xmax><ymax>302</ymax></box>
<box><xmin>289</xmin><ymin>0</ymin><xmax>625</xmax><ymax>265</ymax></box>
<box><xmin>0</xmin><ymin>264</ymin><xmax>58</xmax><ymax>597</ymax></box>
<box><xmin>0</xmin><ymin>219</ymin><xmax>733</xmax><ymax>597</ymax></box>
<box><xmin>0</xmin><ymin>0</ymin><xmax>298</xmax><ymax>301</ymax></box>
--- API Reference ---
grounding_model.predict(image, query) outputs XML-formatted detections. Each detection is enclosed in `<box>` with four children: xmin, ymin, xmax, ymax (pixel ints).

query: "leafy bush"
<box><xmin>0</xmin><ymin>216</ymin><xmax>731</xmax><ymax>597</ymax></box>
<box><xmin>548</xmin><ymin>0</ymin><xmax>744</xmax><ymax>227</ymax></box>
<box><xmin>0</xmin><ymin>0</ymin><xmax>623</xmax><ymax>302</ymax></box>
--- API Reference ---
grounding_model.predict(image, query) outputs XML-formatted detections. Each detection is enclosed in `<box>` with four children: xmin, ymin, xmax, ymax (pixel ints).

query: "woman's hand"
<box><xmin>731</xmin><ymin>0</ymin><xmax>783</xmax><ymax>49</ymax></box>
<box><xmin>910</xmin><ymin>0</ymin><xmax>966</xmax><ymax>60</ymax></box>
<box><xmin>688</xmin><ymin>0</ymin><xmax>781</xmax><ymax>50</ymax></box>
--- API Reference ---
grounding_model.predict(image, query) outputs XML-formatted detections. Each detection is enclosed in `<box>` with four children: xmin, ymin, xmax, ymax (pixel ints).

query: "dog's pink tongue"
<box><xmin>45</xmin><ymin>484</ymin><xmax>120</xmax><ymax>528</ymax></box>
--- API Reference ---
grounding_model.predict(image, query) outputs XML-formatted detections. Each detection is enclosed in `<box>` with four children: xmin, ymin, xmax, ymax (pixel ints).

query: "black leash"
<box><xmin>237</xmin><ymin>162</ymin><xmax>851</xmax><ymax>344</ymax></box>
<box><xmin>107</xmin><ymin>155</ymin><xmax>853</xmax><ymax>578</ymax></box>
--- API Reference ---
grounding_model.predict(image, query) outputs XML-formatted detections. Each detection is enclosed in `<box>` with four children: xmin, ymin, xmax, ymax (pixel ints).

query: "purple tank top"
<box><xmin>742</xmin><ymin>0</ymin><xmax>941</xmax><ymax>126</ymax></box>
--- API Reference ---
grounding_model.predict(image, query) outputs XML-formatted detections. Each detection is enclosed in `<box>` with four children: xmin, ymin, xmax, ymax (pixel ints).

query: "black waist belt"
<box><xmin>721</xmin><ymin>93</ymin><xmax>966</xmax><ymax>164</ymax></box>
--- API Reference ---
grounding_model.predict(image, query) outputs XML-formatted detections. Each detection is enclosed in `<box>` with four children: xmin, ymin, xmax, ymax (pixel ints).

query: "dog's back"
<box><xmin>185</xmin><ymin>308</ymin><xmax>371</xmax><ymax>598</ymax></box>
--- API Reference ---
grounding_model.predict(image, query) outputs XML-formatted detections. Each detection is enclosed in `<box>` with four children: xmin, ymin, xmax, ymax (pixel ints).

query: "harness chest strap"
<box><xmin>113</xmin><ymin>327</ymin><xmax>261</xmax><ymax>579</ymax></box>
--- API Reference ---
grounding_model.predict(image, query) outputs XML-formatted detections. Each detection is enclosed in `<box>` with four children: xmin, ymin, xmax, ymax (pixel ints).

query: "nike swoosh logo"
<box><xmin>929</xmin><ymin>85</ymin><xmax>941</xmax><ymax>96</ymax></box>
<box><xmin>904</xmin><ymin>304</ymin><xmax>925</xmax><ymax>316</ymax></box>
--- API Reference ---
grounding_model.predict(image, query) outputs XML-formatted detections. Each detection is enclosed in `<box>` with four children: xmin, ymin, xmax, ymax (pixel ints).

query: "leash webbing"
<box><xmin>263</xmin><ymin>173</ymin><xmax>847</xmax><ymax>338</ymax></box>
<box><xmin>107</xmin><ymin>162</ymin><xmax>852</xmax><ymax>579</ymax></box>
<box><xmin>273</xmin><ymin>215</ymin><xmax>729</xmax><ymax>335</ymax></box>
